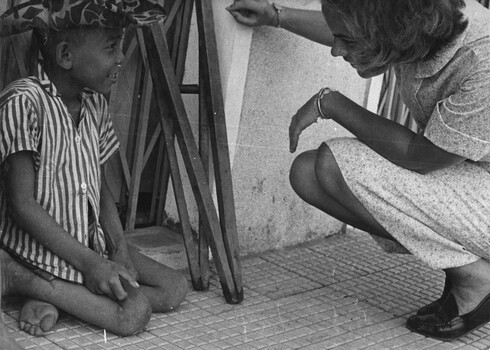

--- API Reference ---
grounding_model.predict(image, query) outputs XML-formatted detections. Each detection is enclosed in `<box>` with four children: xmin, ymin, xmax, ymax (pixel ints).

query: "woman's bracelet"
<box><xmin>317</xmin><ymin>87</ymin><xmax>336</xmax><ymax>120</ymax></box>
<box><xmin>272</xmin><ymin>3</ymin><xmax>283</xmax><ymax>28</ymax></box>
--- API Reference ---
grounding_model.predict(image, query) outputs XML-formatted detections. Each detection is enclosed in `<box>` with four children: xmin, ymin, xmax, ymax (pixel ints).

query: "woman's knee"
<box><xmin>289</xmin><ymin>150</ymin><xmax>317</xmax><ymax>194</ymax></box>
<box><xmin>315</xmin><ymin>142</ymin><xmax>344</xmax><ymax>190</ymax></box>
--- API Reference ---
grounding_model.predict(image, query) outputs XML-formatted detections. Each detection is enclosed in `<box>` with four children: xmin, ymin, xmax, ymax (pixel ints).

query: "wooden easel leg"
<box><xmin>136</xmin><ymin>29</ymin><xmax>205</xmax><ymax>290</ymax></box>
<box><xmin>125</xmin><ymin>65</ymin><xmax>152</xmax><ymax>231</ymax></box>
<box><xmin>195</xmin><ymin>0</ymin><xmax>243</xmax><ymax>298</ymax></box>
<box><xmin>142</xmin><ymin>24</ymin><xmax>243</xmax><ymax>304</ymax></box>
<box><xmin>198</xmin><ymin>73</ymin><xmax>211</xmax><ymax>290</ymax></box>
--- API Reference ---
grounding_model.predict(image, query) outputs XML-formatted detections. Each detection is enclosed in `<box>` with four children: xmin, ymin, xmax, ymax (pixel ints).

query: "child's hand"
<box><xmin>83</xmin><ymin>258</ymin><xmax>140</xmax><ymax>301</ymax></box>
<box><xmin>109</xmin><ymin>245</ymin><xmax>139</xmax><ymax>282</ymax></box>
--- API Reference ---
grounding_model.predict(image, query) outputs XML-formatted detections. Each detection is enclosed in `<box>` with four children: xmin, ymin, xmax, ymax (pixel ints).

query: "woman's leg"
<box><xmin>289</xmin><ymin>144</ymin><xmax>392</xmax><ymax>239</ymax></box>
<box><xmin>290</xmin><ymin>143</ymin><xmax>449</xmax><ymax>317</ymax></box>
<box><xmin>445</xmin><ymin>259</ymin><xmax>490</xmax><ymax>315</ymax></box>
<box><xmin>128</xmin><ymin>244</ymin><xmax>188</xmax><ymax>313</ymax></box>
<box><xmin>407</xmin><ymin>259</ymin><xmax>490</xmax><ymax>339</ymax></box>
<box><xmin>1</xmin><ymin>250</ymin><xmax>151</xmax><ymax>337</ymax></box>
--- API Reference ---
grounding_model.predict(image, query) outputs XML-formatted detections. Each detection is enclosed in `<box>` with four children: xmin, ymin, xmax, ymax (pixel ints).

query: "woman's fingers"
<box><xmin>289</xmin><ymin>95</ymin><xmax>320</xmax><ymax>153</ymax></box>
<box><xmin>227</xmin><ymin>0</ymin><xmax>261</xmax><ymax>12</ymax></box>
<box><xmin>226</xmin><ymin>0</ymin><xmax>273</xmax><ymax>27</ymax></box>
<box><xmin>228</xmin><ymin>9</ymin><xmax>257</xmax><ymax>26</ymax></box>
<box><xmin>289</xmin><ymin>115</ymin><xmax>302</xmax><ymax>153</ymax></box>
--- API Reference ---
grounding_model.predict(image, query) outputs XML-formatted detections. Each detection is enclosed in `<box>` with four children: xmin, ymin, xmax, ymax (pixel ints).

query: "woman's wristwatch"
<box><xmin>317</xmin><ymin>87</ymin><xmax>336</xmax><ymax>120</ymax></box>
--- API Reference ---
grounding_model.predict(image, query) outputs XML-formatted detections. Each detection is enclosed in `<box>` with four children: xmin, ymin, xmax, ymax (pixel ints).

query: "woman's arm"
<box><xmin>4</xmin><ymin>151</ymin><xmax>138</xmax><ymax>299</ymax></box>
<box><xmin>289</xmin><ymin>92</ymin><xmax>465</xmax><ymax>174</ymax></box>
<box><xmin>226</xmin><ymin>0</ymin><xmax>333</xmax><ymax>46</ymax></box>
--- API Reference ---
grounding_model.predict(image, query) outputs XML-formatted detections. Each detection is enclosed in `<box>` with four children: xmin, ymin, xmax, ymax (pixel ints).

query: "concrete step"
<box><xmin>126</xmin><ymin>226</ymin><xmax>189</xmax><ymax>271</ymax></box>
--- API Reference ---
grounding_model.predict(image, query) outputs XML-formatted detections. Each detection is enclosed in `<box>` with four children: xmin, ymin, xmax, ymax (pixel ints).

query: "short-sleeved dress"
<box><xmin>325</xmin><ymin>0</ymin><xmax>490</xmax><ymax>270</ymax></box>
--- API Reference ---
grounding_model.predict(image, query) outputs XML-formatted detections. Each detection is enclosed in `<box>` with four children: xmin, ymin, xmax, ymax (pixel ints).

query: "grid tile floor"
<box><xmin>5</xmin><ymin>229</ymin><xmax>490</xmax><ymax>349</ymax></box>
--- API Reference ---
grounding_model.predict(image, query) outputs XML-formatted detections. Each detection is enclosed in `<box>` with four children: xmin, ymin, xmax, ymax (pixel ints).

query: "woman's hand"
<box><xmin>83</xmin><ymin>255</ymin><xmax>139</xmax><ymax>301</ymax></box>
<box><xmin>289</xmin><ymin>94</ymin><xmax>323</xmax><ymax>153</ymax></box>
<box><xmin>226</xmin><ymin>0</ymin><xmax>277</xmax><ymax>27</ymax></box>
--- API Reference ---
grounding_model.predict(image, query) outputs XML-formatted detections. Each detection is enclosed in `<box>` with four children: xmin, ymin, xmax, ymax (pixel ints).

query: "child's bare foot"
<box><xmin>0</xmin><ymin>250</ymin><xmax>59</xmax><ymax>336</ymax></box>
<box><xmin>19</xmin><ymin>299</ymin><xmax>58</xmax><ymax>336</ymax></box>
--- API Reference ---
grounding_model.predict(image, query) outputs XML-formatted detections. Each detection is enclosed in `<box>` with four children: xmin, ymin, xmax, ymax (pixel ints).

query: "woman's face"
<box><xmin>322</xmin><ymin>3</ymin><xmax>388</xmax><ymax>78</ymax></box>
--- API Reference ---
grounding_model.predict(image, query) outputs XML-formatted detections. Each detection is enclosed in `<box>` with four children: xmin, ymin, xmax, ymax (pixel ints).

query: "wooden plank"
<box><xmin>195</xmin><ymin>0</ymin><xmax>243</xmax><ymax>301</ymax></box>
<box><xmin>174</xmin><ymin>0</ymin><xmax>194</xmax><ymax>81</ymax></box>
<box><xmin>198</xmin><ymin>72</ymin><xmax>210</xmax><ymax>289</ymax></box>
<box><xmin>142</xmin><ymin>123</ymin><xmax>162</xmax><ymax>168</ymax></box>
<box><xmin>164</xmin><ymin>0</ymin><xmax>184</xmax><ymax>34</ymax></box>
<box><xmin>121</xmin><ymin>46</ymin><xmax>144</xmax><ymax>226</ymax></box>
<box><xmin>150</xmin><ymin>0</ymin><xmax>193</xmax><ymax>224</ymax></box>
<box><xmin>125</xmin><ymin>63</ymin><xmax>152</xmax><ymax>231</ymax></box>
<box><xmin>142</xmin><ymin>24</ymin><xmax>241</xmax><ymax>303</ymax></box>
<box><xmin>156</xmin><ymin>102</ymin><xmax>203</xmax><ymax>290</ymax></box>
<box><xmin>137</xmin><ymin>28</ymin><xmax>204</xmax><ymax>290</ymax></box>
<box><xmin>156</xmin><ymin>148</ymin><xmax>171</xmax><ymax>225</ymax></box>
<box><xmin>111</xmin><ymin>34</ymin><xmax>140</xmax><ymax>209</ymax></box>
<box><xmin>117</xmin><ymin>143</ymin><xmax>132</xmax><ymax>189</ymax></box>
<box><xmin>149</xmin><ymin>138</ymin><xmax>164</xmax><ymax>222</ymax></box>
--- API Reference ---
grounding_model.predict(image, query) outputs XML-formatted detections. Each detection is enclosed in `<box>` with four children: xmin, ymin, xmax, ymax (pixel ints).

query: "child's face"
<box><xmin>69</xmin><ymin>27</ymin><xmax>125</xmax><ymax>95</ymax></box>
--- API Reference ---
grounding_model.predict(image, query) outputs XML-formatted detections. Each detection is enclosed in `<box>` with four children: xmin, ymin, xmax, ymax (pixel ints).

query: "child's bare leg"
<box><xmin>19</xmin><ymin>299</ymin><xmax>59</xmax><ymax>336</ymax></box>
<box><xmin>0</xmin><ymin>253</ymin><xmax>24</xmax><ymax>350</ymax></box>
<box><xmin>1</xmin><ymin>250</ymin><xmax>152</xmax><ymax>336</ymax></box>
<box><xmin>128</xmin><ymin>245</ymin><xmax>188</xmax><ymax>312</ymax></box>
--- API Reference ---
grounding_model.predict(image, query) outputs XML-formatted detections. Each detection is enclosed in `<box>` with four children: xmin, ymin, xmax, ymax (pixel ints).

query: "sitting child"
<box><xmin>0</xmin><ymin>0</ymin><xmax>188</xmax><ymax>337</ymax></box>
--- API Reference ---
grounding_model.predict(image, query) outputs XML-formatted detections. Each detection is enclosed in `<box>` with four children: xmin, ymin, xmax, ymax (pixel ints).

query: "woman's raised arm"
<box><xmin>226</xmin><ymin>0</ymin><xmax>333</xmax><ymax>46</ymax></box>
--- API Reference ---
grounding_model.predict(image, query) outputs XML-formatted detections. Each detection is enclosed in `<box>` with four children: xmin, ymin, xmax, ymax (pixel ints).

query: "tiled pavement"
<box><xmin>4</xmin><ymin>229</ymin><xmax>490</xmax><ymax>350</ymax></box>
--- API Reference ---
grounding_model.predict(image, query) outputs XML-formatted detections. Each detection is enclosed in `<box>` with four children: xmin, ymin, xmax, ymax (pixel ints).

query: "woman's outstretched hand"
<box><xmin>289</xmin><ymin>94</ymin><xmax>323</xmax><ymax>153</ymax></box>
<box><xmin>226</xmin><ymin>0</ymin><xmax>277</xmax><ymax>27</ymax></box>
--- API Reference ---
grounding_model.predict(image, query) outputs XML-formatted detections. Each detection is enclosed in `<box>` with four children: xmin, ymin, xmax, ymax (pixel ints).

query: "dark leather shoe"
<box><xmin>407</xmin><ymin>291</ymin><xmax>490</xmax><ymax>340</ymax></box>
<box><xmin>417</xmin><ymin>279</ymin><xmax>451</xmax><ymax>316</ymax></box>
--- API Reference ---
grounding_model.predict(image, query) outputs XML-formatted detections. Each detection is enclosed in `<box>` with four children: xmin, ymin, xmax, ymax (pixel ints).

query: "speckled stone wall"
<box><xmin>231</xmin><ymin>1</ymin><xmax>370</xmax><ymax>255</ymax></box>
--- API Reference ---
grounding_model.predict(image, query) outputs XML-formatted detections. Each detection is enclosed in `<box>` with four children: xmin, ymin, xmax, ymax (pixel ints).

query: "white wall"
<box><xmin>164</xmin><ymin>0</ymin><xmax>371</xmax><ymax>255</ymax></box>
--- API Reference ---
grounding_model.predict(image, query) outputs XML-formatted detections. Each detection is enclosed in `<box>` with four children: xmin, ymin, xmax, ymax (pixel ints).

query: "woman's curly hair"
<box><xmin>323</xmin><ymin>0</ymin><xmax>468</xmax><ymax>68</ymax></box>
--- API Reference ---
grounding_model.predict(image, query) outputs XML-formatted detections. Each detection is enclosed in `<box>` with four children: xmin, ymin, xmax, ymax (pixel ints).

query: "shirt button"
<box><xmin>75</xmin><ymin>136</ymin><xmax>81</xmax><ymax>143</ymax></box>
<box><xmin>81</xmin><ymin>183</ymin><xmax>87</xmax><ymax>194</ymax></box>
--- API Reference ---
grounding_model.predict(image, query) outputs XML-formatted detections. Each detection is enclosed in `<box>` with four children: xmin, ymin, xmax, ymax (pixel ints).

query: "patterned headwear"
<box><xmin>0</xmin><ymin>0</ymin><xmax>167</xmax><ymax>37</ymax></box>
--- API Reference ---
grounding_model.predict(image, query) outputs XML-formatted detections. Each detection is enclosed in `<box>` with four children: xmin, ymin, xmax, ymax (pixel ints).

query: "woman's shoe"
<box><xmin>406</xmin><ymin>291</ymin><xmax>490</xmax><ymax>340</ymax></box>
<box><xmin>416</xmin><ymin>279</ymin><xmax>451</xmax><ymax>316</ymax></box>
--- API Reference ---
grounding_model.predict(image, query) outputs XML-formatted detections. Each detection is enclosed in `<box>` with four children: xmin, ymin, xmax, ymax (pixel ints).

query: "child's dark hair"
<box><xmin>322</xmin><ymin>0</ymin><xmax>468</xmax><ymax>67</ymax></box>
